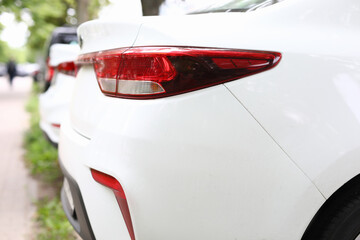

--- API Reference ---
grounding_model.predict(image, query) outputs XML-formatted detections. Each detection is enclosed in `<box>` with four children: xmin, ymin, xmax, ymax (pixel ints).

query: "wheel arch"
<box><xmin>302</xmin><ymin>173</ymin><xmax>360</xmax><ymax>239</ymax></box>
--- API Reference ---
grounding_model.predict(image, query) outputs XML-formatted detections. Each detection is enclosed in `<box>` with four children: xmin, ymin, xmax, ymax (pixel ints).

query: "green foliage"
<box><xmin>88</xmin><ymin>0</ymin><xmax>108</xmax><ymax>20</ymax></box>
<box><xmin>24</xmin><ymin>0</ymin><xmax>70</xmax><ymax>51</ymax></box>
<box><xmin>0</xmin><ymin>40</ymin><xmax>11</xmax><ymax>62</ymax></box>
<box><xmin>24</xmin><ymin>83</ymin><xmax>61</xmax><ymax>182</ymax></box>
<box><xmin>24</xmin><ymin>83</ymin><xmax>76</xmax><ymax>239</ymax></box>
<box><xmin>1</xmin><ymin>0</ymin><xmax>109</xmax><ymax>62</ymax></box>
<box><xmin>36</xmin><ymin>197</ymin><xmax>76</xmax><ymax>240</ymax></box>
<box><xmin>24</xmin><ymin>124</ymin><xmax>60</xmax><ymax>181</ymax></box>
<box><xmin>0</xmin><ymin>42</ymin><xmax>29</xmax><ymax>63</ymax></box>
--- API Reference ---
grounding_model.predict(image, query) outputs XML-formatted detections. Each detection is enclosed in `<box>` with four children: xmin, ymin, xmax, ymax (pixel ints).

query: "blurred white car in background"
<box><xmin>0</xmin><ymin>62</ymin><xmax>39</xmax><ymax>80</ymax></box>
<box><xmin>39</xmin><ymin>43</ymin><xmax>79</xmax><ymax>146</ymax></box>
<box><xmin>41</xmin><ymin>26</ymin><xmax>78</xmax><ymax>92</ymax></box>
<box><xmin>16</xmin><ymin>63</ymin><xmax>40</xmax><ymax>81</ymax></box>
<box><xmin>59</xmin><ymin>0</ymin><xmax>360</xmax><ymax>239</ymax></box>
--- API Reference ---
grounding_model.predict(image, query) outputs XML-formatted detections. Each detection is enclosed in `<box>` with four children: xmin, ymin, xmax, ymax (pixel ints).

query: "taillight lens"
<box><xmin>78</xmin><ymin>47</ymin><xmax>281</xmax><ymax>99</ymax></box>
<box><xmin>57</xmin><ymin>61</ymin><xmax>77</xmax><ymax>77</ymax></box>
<box><xmin>91</xmin><ymin>169</ymin><xmax>135</xmax><ymax>240</ymax></box>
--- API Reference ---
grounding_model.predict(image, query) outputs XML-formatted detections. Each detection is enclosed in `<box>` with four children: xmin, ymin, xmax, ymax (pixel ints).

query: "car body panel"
<box><xmin>131</xmin><ymin>0</ymin><xmax>360</xmax><ymax>198</ymax></box>
<box><xmin>225</xmin><ymin>51</ymin><xmax>360</xmax><ymax>198</ymax></box>
<box><xmin>60</xmin><ymin>84</ymin><xmax>324</xmax><ymax>239</ymax></box>
<box><xmin>49</xmin><ymin>44</ymin><xmax>79</xmax><ymax>67</ymax></box>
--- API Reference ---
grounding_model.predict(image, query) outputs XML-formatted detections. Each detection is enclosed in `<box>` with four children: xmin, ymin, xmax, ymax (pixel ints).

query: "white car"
<box><xmin>39</xmin><ymin>44</ymin><xmax>79</xmax><ymax>146</ymax></box>
<box><xmin>59</xmin><ymin>0</ymin><xmax>360</xmax><ymax>239</ymax></box>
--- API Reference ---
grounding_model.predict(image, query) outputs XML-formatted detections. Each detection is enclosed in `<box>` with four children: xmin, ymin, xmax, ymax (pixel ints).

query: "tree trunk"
<box><xmin>77</xmin><ymin>0</ymin><xmax>90</xmax><ymax>24</ymax></box>
<box><xmin>141</xmin><ymin>0</ymin><xmax>165</xmax><ymax>16</ymax></box>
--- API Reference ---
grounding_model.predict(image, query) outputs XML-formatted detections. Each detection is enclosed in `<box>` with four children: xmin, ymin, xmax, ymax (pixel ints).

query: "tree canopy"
<box><xmin>0</xmin><ymin>0</ymin><xmax>108</xmax><ymax>62</ymax></box>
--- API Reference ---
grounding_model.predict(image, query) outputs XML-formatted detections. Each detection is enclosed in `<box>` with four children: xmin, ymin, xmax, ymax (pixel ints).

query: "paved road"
<box><xmin>0</xmin><ymin>76</ymin><xmax>38</xmax><ymax>239</ymax></box>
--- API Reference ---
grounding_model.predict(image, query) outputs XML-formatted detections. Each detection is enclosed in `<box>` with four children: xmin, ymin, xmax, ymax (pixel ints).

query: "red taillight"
<box><xmin>91</xmin><ymin>169</ymin><xmax>135</xmax><ymax>240</ymax></box>
<box><xmin>45</xmin><ymin>57</ymin><xmax>53</xmax><ymax>82</ymax></box>
<box><xmin>46</xmin><ymin>65</ymin><xmax>55</xmax><ymax>82</ymax></box>
<box><xmin>77</xmin><ymin>47</ymin><xmax>281</xmax><ymax>99</ymax></box>
<box><xmin>57</xmin><ymin>61</ymin><xmax>76</xmax><ymax>77</ymax></box>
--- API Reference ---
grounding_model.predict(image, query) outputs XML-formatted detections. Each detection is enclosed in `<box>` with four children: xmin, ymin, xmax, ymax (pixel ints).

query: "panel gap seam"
<box><xmin>224</xmin><ymin>84</ymin><xmax>326</xmax><ymax>199</ymax></box>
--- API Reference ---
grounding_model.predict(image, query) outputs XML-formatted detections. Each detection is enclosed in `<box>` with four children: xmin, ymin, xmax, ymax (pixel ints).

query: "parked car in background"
<box><xmin>59</xmin><ymin>0</ymin><xmax>360</xmax><ymax>239</ymax></box>
<box><xmin>16</xmin><ymin>63</ymin><xmax>40</xmax><ymax>81</ymax></box>
<box><xmin>40</xmin><ymin>26</ymin><xmax>77</xmax><ymax>92</ymax></box>
<box><xmin>39</xmin><ymin>44</ymin><xmax>79</xmax><ymax>147</ymax></box>
<box><xmin>0</xmin><ymin>62</ymin><xmax>39</xmax><ymax>79</ymax></box>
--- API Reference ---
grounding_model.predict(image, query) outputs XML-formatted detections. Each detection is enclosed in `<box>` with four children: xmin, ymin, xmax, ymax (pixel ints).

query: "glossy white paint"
<box><xmin>78</xmin><ymin>19</ymin><xmax>142</xmax><ymax>54</ymax></box>
<box><xmin>39</xmin><ymin>44</ymin><xmax>79</xmax><ymax>144</ymax></box>
<box><xmin>69</xmin><ymin>66</ymin><xmax>104</xmax><ymax>138</ymax></box>
<box><xmin>131</xmin><ymin>0</ymin><xmax>360</xmax><ymax>199</ymax></box>
<box><xmin>59</xmin><ymin>0</ymin><xmax>360</xmax><ymax>239</ymax></box>
<box><xmin>49</xmin><ymin>44</ymin><xmax>80</xmax><ymax>67</ymax></box>
<box><xmin>60</xmin><ymin>82</ymin><xmax>324</xmax><ymax>239</ymax></box>
<box><xmin>59</xmin><ymin>117</ymin><xmax>131</xmax><ymax>240</ymax></box>
<box><xmin>225</xmin><ymin>52</ymin><xmax>360</xmax><ymax>198</ymax></box>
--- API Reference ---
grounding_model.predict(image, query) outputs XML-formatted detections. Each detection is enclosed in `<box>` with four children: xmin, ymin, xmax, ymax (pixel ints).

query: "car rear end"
<box><xmin>57</xmin><ymin>0</ymin><xmax>360</xmax><ymax>238</ymax></box>
<box><xmin>41</xmin><ymin>26</ymin><xmax>78</xmax><ymax>92</ymax></box>
<box><xmin>39</xmin><ymin>44</ymin><xmax>79</xmax><ymax>146</ymax></box>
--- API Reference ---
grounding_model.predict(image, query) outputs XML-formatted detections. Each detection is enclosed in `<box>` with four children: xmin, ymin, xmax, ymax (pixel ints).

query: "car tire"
<box><xmin>43</xmin><ymin>81</ymin><xmax>51</xmax><ymax>92</ymax></box>
<box><xmin>304</xmin><ymin>194</ymin><xmax>360</xmax><ymax>240</ymax></box>
<box><xmin>319</xmin><ymin>195</ymin><xmax>360</xmax><ymax>240</ymax></box>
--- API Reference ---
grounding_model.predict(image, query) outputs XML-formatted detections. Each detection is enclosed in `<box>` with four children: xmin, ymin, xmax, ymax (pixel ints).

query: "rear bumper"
<box><xmin>39</xmin><ymin>99</ymin><xmax>63</xmax><ymax>146</ymax></box>
<box><xmin>59</xmin><ymin>85</ymin><xmax>325</xmax><ymax>239</ymax></box>
<box><xmin>59</xmin><ymin>117</ymin><xmax>131</xmax><ymax>240</ymax></box>
<box><xmin>60</xmin><ymin>161</ymin><xmax>95</xmax><ymax>240</ymax></box>
<box><xmin>40</xmin><ymin>121</ymin><xmax>59</xmax><ymax>147</ymax></box>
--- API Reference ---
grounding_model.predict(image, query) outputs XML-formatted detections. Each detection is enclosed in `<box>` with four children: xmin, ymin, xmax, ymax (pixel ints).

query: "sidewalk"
<box><xmin>0</xmin><ymin>76</ymin><xmax>38</xmax><ymax>239</ymax></box>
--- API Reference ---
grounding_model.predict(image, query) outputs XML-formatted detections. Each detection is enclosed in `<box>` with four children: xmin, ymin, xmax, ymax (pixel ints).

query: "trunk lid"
<box><xmin>71</xmin><ymin>0</ymin><xmax>293</xmax><ymax>138</ymax></box>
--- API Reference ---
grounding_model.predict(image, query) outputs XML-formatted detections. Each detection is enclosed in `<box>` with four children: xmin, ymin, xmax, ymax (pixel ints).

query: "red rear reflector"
<box><xmin>57</xmin><ymin>61</ymin><xmax>77</xmax><ymax>77</ymax></box>
<box><xmin>77</xmin><ymin>47</ymin><xmax>281</xmax><ymax>99</ymax></box>
<box><xmin>91</xmin><ymin>169</ymin><xmax>135</xmax><ymax>240</ymax></box>
<box><xmin>51</xmin><ymin>123</ymin><xmax>61</xmax><ymax>128</ymax></box>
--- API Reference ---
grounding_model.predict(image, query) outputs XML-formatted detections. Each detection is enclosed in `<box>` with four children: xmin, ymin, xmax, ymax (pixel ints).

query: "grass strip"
<box><xmin>24</xmin><ymin>83</ymin><xmax>61</xmax><ymax>182</ymax></box>
<box><xmin>36</xmin><ymin>197</ymin><xmax>76</xmax><ymax>240</ymax></box>
<box><xmin>24</xmin><ymin>83</ymin><xmax>76</xmax><ymax>240</ymax></box>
